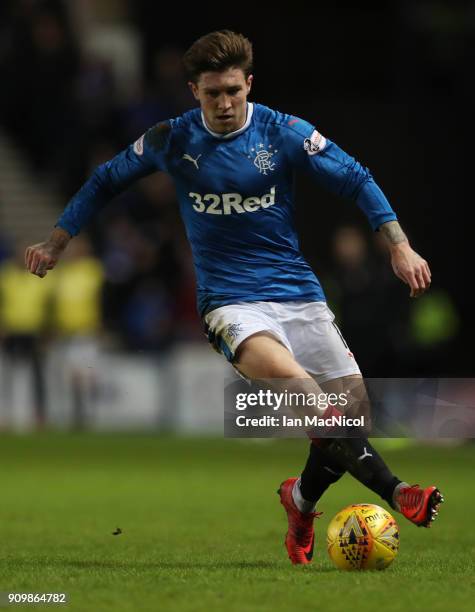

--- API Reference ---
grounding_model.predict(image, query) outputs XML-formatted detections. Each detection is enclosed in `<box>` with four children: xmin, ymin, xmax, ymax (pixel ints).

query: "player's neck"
<box><xmin>201</xmin><ymin>103</ymin><xmax>254</xmax><ymax>140</ymax></box>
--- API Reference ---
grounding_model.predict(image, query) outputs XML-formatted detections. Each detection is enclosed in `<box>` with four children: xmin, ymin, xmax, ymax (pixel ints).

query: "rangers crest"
<box><xmin>247</xmin><ymin>143</ymin><xmax>278</xmax><ymax>175</ymax></box>
<box><xmin>225</xmin><ymin>323</ymin><xmax>244</xmax><ymax>340</ymax></box>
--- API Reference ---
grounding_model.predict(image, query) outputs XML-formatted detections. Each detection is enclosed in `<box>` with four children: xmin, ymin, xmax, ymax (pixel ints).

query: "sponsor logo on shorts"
<box><xmin>303</xmin><ymin>130</ymin><xmax>327</xmax><ymax>156</ymax></box>
<box><xmin>188</xmin><ymin>186</ymin><xmax>276</xmax><ymax>215</ymax></box>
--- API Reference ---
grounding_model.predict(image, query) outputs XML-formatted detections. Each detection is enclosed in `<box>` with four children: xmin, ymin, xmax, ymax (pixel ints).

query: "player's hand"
<box><xmin>25</xmin><ymin>228</ymin><xmax>71</xmax><ymax>278</ymax></box>
<box><xmin>25</xmin><ymin>241</ymin><xmax>62</xmax><ymax>278</ymax></box>
<box><xmin>389</xmin><ymin>242</ymin><xmax>431</xmax><ymax>298</ymax></box>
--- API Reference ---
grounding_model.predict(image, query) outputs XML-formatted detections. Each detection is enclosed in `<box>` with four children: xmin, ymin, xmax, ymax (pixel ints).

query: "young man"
<box><xmin>25</xmin><ymin>30</ymin><xmax>443</xmax><ymax>565</ymax></box>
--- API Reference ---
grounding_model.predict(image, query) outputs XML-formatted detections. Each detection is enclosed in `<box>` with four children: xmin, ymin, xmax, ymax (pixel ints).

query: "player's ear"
<box><xmin>188</xmin><ymin>81</ymin><xmax>200</xmax><ymax>101</ymax></box>
<box><xmin>246</xmin><ymin>74</ymin><xmax>253</xmax><ymax>94</ymax></box>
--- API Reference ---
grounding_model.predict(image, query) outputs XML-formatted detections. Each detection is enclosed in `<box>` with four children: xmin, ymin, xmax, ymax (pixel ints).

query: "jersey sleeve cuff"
<box><xmin>54</xmin><ymin>220</ymin><xmax>80</xmax><ymax>237</ymax></box>
<box><xmin>372</xmin><ymin>212</ymin><xmax>398</xmax><ymax>232</ymax></box>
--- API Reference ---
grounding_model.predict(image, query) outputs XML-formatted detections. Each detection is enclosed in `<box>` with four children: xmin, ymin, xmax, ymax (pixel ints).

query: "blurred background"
<box><xmin>0</xmin><ymin>0</ymin><xmax>472</xmax><ymax>431</ymax></box>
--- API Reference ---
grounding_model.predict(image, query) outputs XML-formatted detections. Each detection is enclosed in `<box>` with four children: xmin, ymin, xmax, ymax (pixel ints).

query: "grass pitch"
<box><xmin>0</xmin><ymin>434</ymin><xmax>473</xmax><ymax>611</ymax></box>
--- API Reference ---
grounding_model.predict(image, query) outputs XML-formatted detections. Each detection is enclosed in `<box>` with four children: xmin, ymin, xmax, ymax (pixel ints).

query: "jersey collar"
<box><xmin>201</xmin><ymin>103</ymin><xmax>254</xmax><ymax>139</ymax></box>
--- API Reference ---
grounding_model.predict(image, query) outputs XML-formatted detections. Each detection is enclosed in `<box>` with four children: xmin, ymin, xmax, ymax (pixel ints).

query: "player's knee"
<box><xmin>322</xmin><ymin>373</ymin><xmax>371</xmax><ymax>430</ymax></box>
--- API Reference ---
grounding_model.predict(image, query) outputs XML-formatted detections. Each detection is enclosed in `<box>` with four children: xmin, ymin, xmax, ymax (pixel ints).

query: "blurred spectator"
<box><xmin>52</xmin><ymin>234</ymin><xmax>104</xmax><ymax>428</ymax></box>
<box><xmin>1</xmin><ymin>1</ymin><xmax>82</xmax><ymax>190</ymax></box>
<box><xmin>0</xmin><ymin>242</ymin><xmax>55</xmax><ymax>426</ymax></box>
<box><xmin>121</xmin><ymin>278</ymin><xmax>174</xmax><ymax>352</ymax></box>
<box><xmin>410</xmin><ymin>290</ymin><xmax>459</xmax><ymax>346</ymax></box>
<box><xmin>173</xmin><ymin>238</ymin><xmax>202</xmax><ymax>341</ymax></box>
<box><xmin>406</xmin><ymin>289</ymin><xmax>460</xmax><ymax>375</ymax></box>
<box><xmin>152</xmin><ymin>46</ymin><xmax>196</xmax><ymax>116</ymax></box>
<box><xmin>98</xmin><ymin>208</ymin><xmax>184</xmax><ymax>350</ymax></box>
<box><xmin>76</xmin><ymin>54</ymin><xmax>117</xmax><ymax>137</ymax></box>
<box><xmin>71</xmin><ymin>0</ymin><xmax>141</xmax><ymax>105</ymax></box>
<box><xmin>327</xmin><ymin>226</ymin><xmax>410</xmax><ymax>376</ymax></box>
<box><xmin>53</xmin><ymin>234</ymin><xmax>104</xmax><ymax>336</ymax></box>
<box><xmin>120</xmin><ymin>47</ymin><xmax>194</xmax><ymax>148</ymax></box>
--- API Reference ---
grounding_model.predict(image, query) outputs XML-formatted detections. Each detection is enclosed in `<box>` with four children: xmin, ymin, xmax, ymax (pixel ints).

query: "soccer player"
<box><xmin>25</xmin><ymin>30</ymin><xmax>443</xmax><ymax>565</ymax></box>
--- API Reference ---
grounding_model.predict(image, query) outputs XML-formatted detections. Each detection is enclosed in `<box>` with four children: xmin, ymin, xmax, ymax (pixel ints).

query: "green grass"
<box><xmin>0</xmin><ymin>434</ymin><xmax>473</xmax><ymax>611</ymax></box>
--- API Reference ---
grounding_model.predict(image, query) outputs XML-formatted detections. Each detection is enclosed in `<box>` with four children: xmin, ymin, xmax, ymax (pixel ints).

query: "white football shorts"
<box><xmin>203</xmin><ymin>301</ymin><xmax>361</xmax><ymax>383</ymax></box>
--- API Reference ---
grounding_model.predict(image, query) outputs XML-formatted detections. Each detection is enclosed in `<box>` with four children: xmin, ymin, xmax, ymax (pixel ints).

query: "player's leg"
<box><xmin>284</xmin><ymin>304</ymin><xmax>443</xmax><ymax>530</ymax></box>
<box><xmin>300</xmin><ymin>374</ymin><xmax>400</xmax><ymax>509</ymax></box>
<box><xmin>302</xmin><ymin>375</ymin><xmax>444</xmax><ymax>527</ymax></box>
<box><xmin>290</xmin><ymin>376</ymin><xmax>353</xmax><ymax>516</ymax></box>
<box><xmin>233</xmin><ymin>330</ymin><xmax>310</xmax><ymax>378</ymax></box>
<box><xmin>275</xmin><ymin>304</ymin><xmax>361</xmax><ymax>527</ymax></box>
<box><xmin>205</xmin><ymin>303</ymin><xmax>342</xmax><ymax>422</ymax></box>
<box><xmin>204</xmin><ymin>301</ymin><xmax>342</xmax><ymax>537</ymax></box>
<box><xmin>289</xmin><ymin>374</ymin><xmax>376</xmax><ymax>524</ymax></box>
<box><xmin>235</xmin><ymin>332</ymin><xmax>339</xmax><ymax>565</ymax></box>
<box><xmin>233</xmin><ymin>318</ymin><xmax>375</xmax><ymax>564</ymax></box>
<box><xmin>318</xmin><ymin>438</ymin><xmax>444</xmax><ymax>527</ymax></box>
<box><xmin>234</xmin><ymin>330</ymin><xmax>343</xmax><ymax>422</ymax></box>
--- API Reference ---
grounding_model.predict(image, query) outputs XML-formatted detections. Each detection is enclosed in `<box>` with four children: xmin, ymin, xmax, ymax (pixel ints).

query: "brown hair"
<box><xmin>183</xmin><ymin>30</ymin><xmax>253</xmax><ymax>82</ymax></box>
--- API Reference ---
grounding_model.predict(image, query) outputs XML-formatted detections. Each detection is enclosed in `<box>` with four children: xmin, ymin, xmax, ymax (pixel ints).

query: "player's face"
<box><xmin>189</xmin><ymin>67</ymin><xmax>253</xmax><ymax>134</ymax></box>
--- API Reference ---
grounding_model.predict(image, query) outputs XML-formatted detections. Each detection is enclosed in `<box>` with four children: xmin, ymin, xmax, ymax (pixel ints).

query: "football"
<box><xmin>327</xmin><ymin>504</ymin><xmax>399</xmax><ymax>570</ymax></box>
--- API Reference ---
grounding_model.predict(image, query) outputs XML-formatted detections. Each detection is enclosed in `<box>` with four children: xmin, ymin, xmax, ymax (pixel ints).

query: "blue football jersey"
<box><xmin>56</xmin><ymin>103</ymin><xmax>397</xmax><ymax>316</ymax></box>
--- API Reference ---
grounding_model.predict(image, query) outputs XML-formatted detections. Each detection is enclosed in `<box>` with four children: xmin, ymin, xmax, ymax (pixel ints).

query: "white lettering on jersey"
<box><xmin>133</xmin><ymin>134</ymin><xmax>145</xmax><ymax>156</ymax></box>
<box><xmin>188</xmin><ymin>187</ymin><xmax>276</xmax><ymax>215</ymax></box>
<box><xmin>304</xmin><ymin>130</ymin><xmax>327</xmax><ymax>156</ymax></box>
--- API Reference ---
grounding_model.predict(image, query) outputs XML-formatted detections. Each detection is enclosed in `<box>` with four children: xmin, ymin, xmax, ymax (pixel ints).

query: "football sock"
<box><xmin>314</xmin><ymin>437</ymin><xmax>402</xmax><ymax>508</ymax></box>
<box><xmin>292</xmin><ymin>478</ymin><xmax>316</xmax><ymax>513</ymax></box>
<box><xmin>296</xmin><ymin>442</ymin><xmax>346</xmax><ymax>510</ymax></box>
<box><xmin>391</xmin><ymin>481</ymin><xmax>410</xmax><ymax>512</ymax></box>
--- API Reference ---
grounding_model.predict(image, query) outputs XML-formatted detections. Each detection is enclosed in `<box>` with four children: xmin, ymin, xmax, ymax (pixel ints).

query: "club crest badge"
<box><xmin>225</xmin><ymin>323</ymin><xmax>243</xmax><ymax>341</ymax></box>
<box><xmin>247</xmin><ymin>143</ymin><xmax>278</xmax><ymax>175</ymax></box>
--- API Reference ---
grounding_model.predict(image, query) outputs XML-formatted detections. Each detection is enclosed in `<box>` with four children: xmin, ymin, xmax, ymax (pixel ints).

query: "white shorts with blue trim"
<box><xmin>203</xmin><ymin>301</ymin><xmax>361</xmax><ymax>384</ymax></box>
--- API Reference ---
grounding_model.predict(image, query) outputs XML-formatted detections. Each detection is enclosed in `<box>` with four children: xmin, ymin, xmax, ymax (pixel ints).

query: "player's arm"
<box><xmin>25</xmin><ymin>122</ymin><xmax>171</xmax><ymax>278</ymax></box>
<box><xmin>378</xmin><ymin>220</ymin><xmax>431</xmax><ymax>298</ymax></box>
<box><xmin>289</xmin><ymin>123</ymin><xmax>430</xmax><ymax>297</ymax></box>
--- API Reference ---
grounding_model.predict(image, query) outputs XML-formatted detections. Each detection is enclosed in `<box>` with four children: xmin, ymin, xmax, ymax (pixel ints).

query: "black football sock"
<box><xmin>299</xmin><ymin>442</ymin><xmax>346</xmax><ymax>505</ymax></box>
<box><xmin>317</xmin><ymin>436</ymin><xmax>401</xmax><ymax>508</ymax></box>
